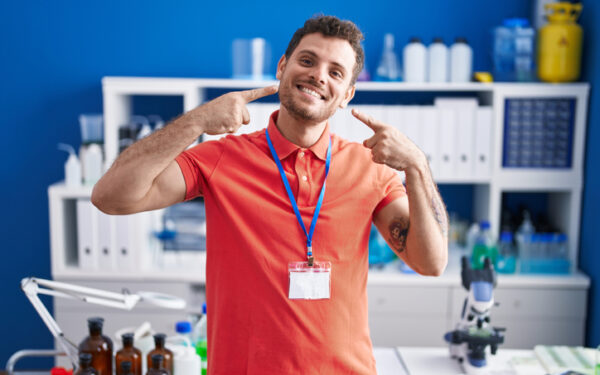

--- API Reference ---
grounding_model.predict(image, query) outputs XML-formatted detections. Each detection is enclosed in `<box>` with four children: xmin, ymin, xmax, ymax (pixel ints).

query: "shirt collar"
<box><xmin>266</xmin><ymin>110</ymin><xmax>331</xmax><ymax>161</ymax></box>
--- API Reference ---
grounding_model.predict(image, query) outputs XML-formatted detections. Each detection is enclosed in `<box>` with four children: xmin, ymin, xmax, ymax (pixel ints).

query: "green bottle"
<box><xmin>471</xmin><ymin>221</ymin><xmax>498</xmax><ymax>269</ymax></box>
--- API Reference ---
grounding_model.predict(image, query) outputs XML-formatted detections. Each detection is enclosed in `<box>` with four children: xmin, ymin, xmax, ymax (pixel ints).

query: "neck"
<box><xmin>275</xmin><ymin>107</ymin><xmax>327</xmax><ymax>148</ymax></box>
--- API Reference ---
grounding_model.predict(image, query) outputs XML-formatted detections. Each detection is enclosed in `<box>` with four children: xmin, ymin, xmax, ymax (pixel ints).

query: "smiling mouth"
<box><xmin>297</xmin><ymin>84</ymin><xmax>325</xmax><ymax>100</ymax></box>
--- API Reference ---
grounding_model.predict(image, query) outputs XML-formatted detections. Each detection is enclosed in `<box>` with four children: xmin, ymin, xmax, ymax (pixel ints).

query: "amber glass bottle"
<box><xmin>74</xmin><ymin>353</ymin><xmax>98</xmax><ymax>375</ymax></box>
<box><xmin>119</xmin><ymin>360</ymin><xmax>133</xmax><ymax>375</ymax></box>
<box><xmin>78</xmin><ymin>317</ymin><xmax>113</xmax><ymax>375</ymax></box>
<box><xmin>147</xmin><ymin>355</ymin><xmax>168</xmax><ymax>375</ymax></box>
<box><xmin>146</xmin><ymin>334</ymin><xmax>173</xmax><ymax>375</ymax></box>
<box><xmin>116</xmin><ymin>333</ymin><xmax>142</xmax><ymax>375</ymax></box>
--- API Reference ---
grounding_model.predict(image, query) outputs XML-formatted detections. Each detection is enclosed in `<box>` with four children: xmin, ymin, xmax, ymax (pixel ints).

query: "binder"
<box><xmin>115</xmin><ymin>214</ymin><xmax>135</xmax><ymax>271</ymax></box>
<box><xmin>76</xmin><ymin>199</ymin><xmax>97</xmax><ymax>270</ymax></box>
<box><xmin>96</xmin><ymin>209</ymin><xmax>115</xmax><ymax>271</ymax></box>
<box><xmin>475</xmin><ymin>107</ymin><xmax>493</xmax><ymax>178</ymax></box>
<box><xmin>400</xmin><ymin>105</ymin><xmax>421</xmax><ymax>147</ymax></box>
<box><xmin>353</xmin><ymin>105</ymin><xmax>385</xmax><ymax>144</ymax></box>
<box><xmin>419</xmin><ymin>106</ymin><xmax>439</xmax><ymax>176</ymax></box>
<box><xmin>436</xmin><ymin>107</ymin><xmax>457</xmax><ymax>179</ymax></box>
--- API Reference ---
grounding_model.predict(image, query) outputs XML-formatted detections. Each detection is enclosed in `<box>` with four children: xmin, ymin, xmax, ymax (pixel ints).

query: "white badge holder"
<box><xmin>288</xmin><ymin>261</ymin><xmax>331</xmax><ymax>300</ymax></box>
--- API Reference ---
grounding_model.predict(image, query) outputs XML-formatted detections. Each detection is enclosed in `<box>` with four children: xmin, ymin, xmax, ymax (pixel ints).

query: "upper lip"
<box><xmin>297</xmin><ymin>82</ymin><xmax>326</xmax><ymax>100</ymax></box>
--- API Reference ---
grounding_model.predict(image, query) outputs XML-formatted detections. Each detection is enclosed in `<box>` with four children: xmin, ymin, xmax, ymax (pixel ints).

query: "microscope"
<box><xmin>444</xmin><ymin>256</ymin><xmax>506</xmax><ymax>375</ymax></box>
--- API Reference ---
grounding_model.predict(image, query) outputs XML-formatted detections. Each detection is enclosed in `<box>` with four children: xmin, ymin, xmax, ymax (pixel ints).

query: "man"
<box><xmin>93</xmin><ymin>15</ymin><xmax>448</xmax><ymax>375</ymax></box>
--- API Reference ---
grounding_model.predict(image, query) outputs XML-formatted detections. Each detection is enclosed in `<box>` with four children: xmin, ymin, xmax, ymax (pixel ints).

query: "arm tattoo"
<box><xmin>388</xmin><ymin>217</ymin><xmax>410</xmax><ymax>253</ymax></box>
<box><xmin>430</xmin><ymin>184</ymin><xmax>449</xmax><ymax>237</ymax></box>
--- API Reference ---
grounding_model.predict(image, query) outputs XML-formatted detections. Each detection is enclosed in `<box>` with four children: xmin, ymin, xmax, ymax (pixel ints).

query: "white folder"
<box><xmin>96</xmin><ymin>210</ymin><xmax>115</xmax><ymax>271</ymax></box>
<box><xmin>353</xmin><ymin>105</ymin><xmax>384</xmax><ymax>144</ymax></box>
<box><xmin>436</xmin><ymin>107</ymin><xmax>457</xmax><ymax>180</ymax></box>
<box><xmin>400</xmin><ymin>105</ymin><xmax>421</xmax><ymax>147</ymax></box>
<box><xmin>475</xmin><ymin>107</ymin><xmax>493</xmax><ymax>178</ymax></box>
<box><xmin>115</xmin><ymin>215</ymin><xmax>135</xmax><ymax>271</ymax></box>
<box><xmin>419</xmin><ymin>106</ymin><xmax>439</xmax><ymax>176</ymax></box>
<box><xmin>76</xmin><ymin>199</ymin><xmax>97</xmax><ymax>270</ymax></box>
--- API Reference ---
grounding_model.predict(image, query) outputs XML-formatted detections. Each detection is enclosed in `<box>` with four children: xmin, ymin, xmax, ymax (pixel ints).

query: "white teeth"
<box><xmin>299</xmin><ymin>86</ymin><xmax>322</xmax><ymax>99</ymax></box>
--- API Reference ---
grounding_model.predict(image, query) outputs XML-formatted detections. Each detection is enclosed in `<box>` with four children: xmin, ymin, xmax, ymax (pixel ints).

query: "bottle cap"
<box><xmin>479</xmin><ymin>221</ymin><xmax>491</xmax><ymax>230</ymax></box>
<box><xmin>151</xmin><ymin>354</ymin><xmax>164</xmax><ymax>367</ymax></box>
<box><xmin>175</xmin><ymin>321</ymin><xmax>192</xmax><ymax>334</ymax></box>
<box><xmin>432</xmin><ymin>37</ymin><xmax>444</xmax><ymax>43</ymax></box>
<box><xmin>202</xmin><ymin>302</ymin><xmax>207</xmax><ymax>315</ymax></box>
<box><xmin>120</xmin><ymin>361</ymin><xmax>132</xmax><ymax>374</ymax></box>
<box><xmin>154</xmin><ymin>333</ymin><xmax>166</xmax><ymax>346</ymax></box>
<box><xmin>87</xmin><ymin>317</ymin><xmax>104</xmax><ymax>331</ymax></box>
<box><xmin>455</xmin><ymin>37</ymin><xmax>468</xmax><ymax>44</ymax></box>
<box><xmin>79</xmin><ymin>353</ymin><xmax>92</xmax><ymax>366</ymax></box>
<box><xmin>121</xmin><ymin>332</ymin><xmax>134</xmax><ymax>346</ymax></box>
<box><xmin>409</xmin><ymin>37</ymin><xmax>421</xmax><ymax>43</ymax></box>
<box><xmin>500</xmin><ymin>231</ymin><xmax>513</xmax><ymax>242</ymax></box>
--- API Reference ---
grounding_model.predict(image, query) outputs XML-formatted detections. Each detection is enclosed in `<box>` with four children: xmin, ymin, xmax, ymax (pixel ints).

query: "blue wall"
<box><xmin>5</xmin><ymin>0</ymin><xmax>600</xmax><ymax>367</ymax></box>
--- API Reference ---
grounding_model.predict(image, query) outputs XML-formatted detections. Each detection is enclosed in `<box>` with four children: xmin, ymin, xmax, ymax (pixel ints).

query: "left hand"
<box><xmin>351</xmin><ymin>108</ymin><xmax>426</xmax><ymax>171</ymax></box>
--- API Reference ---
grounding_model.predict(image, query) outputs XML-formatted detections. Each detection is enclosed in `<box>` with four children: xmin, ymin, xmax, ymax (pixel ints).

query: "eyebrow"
<box><xmin>297</xmin><ymin>49</ymin><xmax>349</xmax><ymax>74</ymax></box>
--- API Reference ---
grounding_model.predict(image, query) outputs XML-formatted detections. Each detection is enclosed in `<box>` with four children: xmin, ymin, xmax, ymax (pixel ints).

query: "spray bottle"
<box><xmin>58</xmin><ymin>143</ymin><xmax>81</xmax><ymax>187</ymax></box>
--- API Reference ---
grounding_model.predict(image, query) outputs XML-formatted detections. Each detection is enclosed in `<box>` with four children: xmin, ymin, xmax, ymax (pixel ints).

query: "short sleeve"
<box><xmin>175</xmin><ymin>139</ymin><xmax>226</xmax><ymax>201</ymax></box>
<box><xmin>373</xmin><ymin>167</ymin><xmax>406</xmax><ymax>216</ymax></box>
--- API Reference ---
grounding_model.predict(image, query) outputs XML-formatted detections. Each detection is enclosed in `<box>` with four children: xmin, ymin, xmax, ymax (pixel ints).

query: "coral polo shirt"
<box><xmin>175</xmin><ymin>110</ymin><xmax>405</xmax><ymax>374</ymax></box>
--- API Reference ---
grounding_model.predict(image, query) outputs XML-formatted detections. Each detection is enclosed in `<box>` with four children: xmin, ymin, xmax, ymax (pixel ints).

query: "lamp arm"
<box><xmin>21</xmin><ymin>278</ymin><xmax>79</xmax><ymax>368</ymax></box>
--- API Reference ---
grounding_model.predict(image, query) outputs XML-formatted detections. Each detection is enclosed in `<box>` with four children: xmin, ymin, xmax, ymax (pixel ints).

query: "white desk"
<box><xmin>374</xmin><ymin>347</ymin><xmax>547</xmax><ymax>375</ymax></box>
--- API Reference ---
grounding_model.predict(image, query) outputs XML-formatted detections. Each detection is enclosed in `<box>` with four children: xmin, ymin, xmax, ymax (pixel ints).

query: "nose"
<box><xmin>309</xmin><ymin>64</ymin><xmax>327</xmax><ymax>86</ymax></box>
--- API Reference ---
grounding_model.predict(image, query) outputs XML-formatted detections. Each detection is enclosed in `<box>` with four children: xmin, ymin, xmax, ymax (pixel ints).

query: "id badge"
<box><xmin>288</xmin><ymin>261</ymin><xmax>331</xmax><ymax>300</ymax></box>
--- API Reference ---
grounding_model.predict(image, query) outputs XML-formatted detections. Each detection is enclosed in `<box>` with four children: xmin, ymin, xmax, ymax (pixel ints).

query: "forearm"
<box><xmin>403</xmin><ymin>159</ymin><xmax>449</xmax><ymax>275</ymax></box>
<box><xmin>92</xmin><ymin>112</ymin><xmax>203</xmax><ymax>212</ymax></box>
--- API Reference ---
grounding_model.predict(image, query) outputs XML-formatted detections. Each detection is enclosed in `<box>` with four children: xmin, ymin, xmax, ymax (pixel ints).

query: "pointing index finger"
<box><xmin>240</xmin><ymin>85</ymin><xmax>279</xmax><ymax>103</ymax></box>
<box><xmin>351</xmin><ymin>108</ymin><xmax>385</xmax><ymax>130</ymax></box>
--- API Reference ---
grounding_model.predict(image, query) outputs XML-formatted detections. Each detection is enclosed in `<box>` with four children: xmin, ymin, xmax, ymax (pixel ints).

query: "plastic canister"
<box><xmin>58</xmin><ymin>143</ymin><xmax>81</xmax><ymax>187</ymax></box>
<box><xmin>167</xmin><ymin>338</ymin><xmax>200</xmax><ymax>375</ymax></box>
<box><xmin>537</xmin><ymin>2</ymin><xmax>583</xmax><ymax>82</ymax></box>
<box><xmin>493</xmin><ymin>18</ymin><xmax>535</xmax><ymax>82</ymax></box>
<box><xmin>403</xmin><ymin>37</ymin><xmax>427</xmax><ymax>83</ymax></box>
<box><xmin>427</xmin><ymin>38</ymin><xmax>448</xmax><ymax>82</ymax></box>
<box><xmin>82</xmin><ymin>143</ymin><xmax>103</xmax><ymax>185</ymax></box>
<box><xmin>449</xmin><ymin>37</ymin><xmax>472</xmax><ymax>83</ymax></box>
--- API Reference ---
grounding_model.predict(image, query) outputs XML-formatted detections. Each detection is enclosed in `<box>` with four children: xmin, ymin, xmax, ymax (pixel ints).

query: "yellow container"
<box><xmin>537</xmin><ymin>2</ymin><xmax>583</xmax><ymax>82</ymax></box>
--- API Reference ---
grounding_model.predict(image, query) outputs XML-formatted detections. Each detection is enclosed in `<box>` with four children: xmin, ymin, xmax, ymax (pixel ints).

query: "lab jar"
<box><xmin>79</xmin><ymin>114</ymin><xmax>104</xmax><ymax>144</ymax></box>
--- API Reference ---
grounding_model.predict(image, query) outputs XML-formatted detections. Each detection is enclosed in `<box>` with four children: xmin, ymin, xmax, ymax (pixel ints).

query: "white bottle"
<box><xmin>82</xmin><ymin>143</ymin><xmax>103</xmax><ymax>185</ymax></box>
<box><xmin>403</xmin><ymin>37</ymin><xmax>427</xmax><ymax>83</ymax></box>
<box><xmin>167</xmin><ymin>335</ymin><xmax>201</xmax><ymax>375</ymax></box>
<box><xmin>450</xmin><ymin>37</ymin><xmax>473</xmax><ymax>83</ymax></box>
<box><xmin>427</xmin><ymin>38</ymin><xmax>449</xmax><ymax>82</ymax></box>
<box><xmin>58</xmin><ymin>143</ymin><xmax>81</xmax><ymax>187</ymax></box>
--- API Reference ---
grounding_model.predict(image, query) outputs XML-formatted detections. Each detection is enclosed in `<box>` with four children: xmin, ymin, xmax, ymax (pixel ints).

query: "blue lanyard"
<box><xmin>265</xmin><ymin>128</ymin><xmax>331</xmax><ymax>265</ymax></box>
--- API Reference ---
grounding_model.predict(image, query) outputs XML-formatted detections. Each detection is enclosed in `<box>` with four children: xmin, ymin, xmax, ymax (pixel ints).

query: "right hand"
<box><xmin>189</xmin><ymin>85</ymin><xmax>279</xmax><ymax>135</ymax></box>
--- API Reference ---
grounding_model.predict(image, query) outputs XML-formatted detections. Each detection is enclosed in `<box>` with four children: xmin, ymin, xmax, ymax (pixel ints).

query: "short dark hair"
<box><xmin>285</xmin><ymin>15</ymin><xmax>365</xmax><ymax>85</ymax></box>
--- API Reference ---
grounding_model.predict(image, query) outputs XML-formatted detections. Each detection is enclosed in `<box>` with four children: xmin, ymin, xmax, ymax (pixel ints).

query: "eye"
<box><xmin>331</xmin><ymin>70</ymin><xmax>343</xmax><ymax>79</ymax></box>
<box><xmin>299</xmin><ymin>58</ymin><xmax>312</xmax><ymax>66</ymax></box>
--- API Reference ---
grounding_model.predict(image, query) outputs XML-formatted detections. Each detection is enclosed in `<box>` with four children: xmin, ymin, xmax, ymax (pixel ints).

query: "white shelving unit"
<box><xmin>48</xmin><ymin>77</ymin><xmax>590</xmax><ymax>350</ymax></box>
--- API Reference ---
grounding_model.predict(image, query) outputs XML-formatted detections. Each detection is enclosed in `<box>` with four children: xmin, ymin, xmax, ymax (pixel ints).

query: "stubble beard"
<box><xmin>279</xmin><ymin>84</ymin><xmax>334</xmax><ymax>123</ymax></box>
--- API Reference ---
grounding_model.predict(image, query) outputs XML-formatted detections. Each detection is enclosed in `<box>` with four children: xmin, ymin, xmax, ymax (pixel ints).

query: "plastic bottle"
<box><xmin>147</xmin><ymin>355</ymin><xmax>168</xmax><ymax>375</ymax></box>
<box><xmin>516</xmin><ymin>210</ymin><xmax>535</xmax><ymax>263</ymax></box>
<box><xmin>75</xmin><ymin>353</ymin><xmax>98</xmax><ymax>375</ymax></box>
<box><xmin>471</xmin><ymin>221</ymin><xmax>497</xmax><ymax>269</ymax></box>
<box><xmin>147</xmin><ymin>334</ymin><xmax>173</xmax><ymax>375</ymax></box>
<box><xmin>403</xmin><ymin>37</ymin><xmax>427</xmax><ymax>83</ymax></box>
<box><xmin>375</xmin><ymin>33</ymin><xmax>401</xmax><ymax>81</ymax></box>
<box><xmin>78</xmin><ymin>317</ymin><xmax>113</xmax><ymax>375</ymax></box>
<box><xmin>148</xmin><ymin>115</ymin><xmax>164</xmax><ymax>132</ymax></box>
<box><xmin>119</xmin><ymin>361</ymin><xmax>133</xmax><ymax>375</ymax></box>
<box><xmin>116</xmin><ymin>333</ymin><xmax>142</xmax><ymax>375</ymax></box>
<box><xmin>493</xmin><ymin>18</ymin><xmax>535</xmax><ymax>82</ymax></box>
<box><xmin>167</xmin><ymin>337</ymin><xmax>201</xmax><ymax>375</ymax></box>
<box><xmin>194</xmin><ymin>303</ymin><xmax>208</xmax><ymax>375</ymax></box>
<box><xmin>82</xmin><ymin>143</ymin><xmax>103</xmax><ymax>186</ymax></box>
<box><xmin>496</xmin><ymin>231</ymin><xmax>516</xmax><ymax>274</ymax></box>
<box><xmin>174</xmin><ymin>321</ymin><xmax>193</xmax><ymax>347</ymax></box>
<box><xmin>449</xmin><ymin>37</ymin><xmax>472</xmax><ymax>83</ymax></box>
<box><xmin>58</xmin><ymin>143</ymin><xmax>82</xmax><ymax>187</ymax></box>
<box><xmin>427</xmin><ymin>38</ymin><xmax>448</xmax><ymax>82</ymax></box>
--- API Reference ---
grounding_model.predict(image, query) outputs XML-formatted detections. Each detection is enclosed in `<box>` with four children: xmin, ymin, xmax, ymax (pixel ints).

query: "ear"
<box><xmin>276</xmin><ymin>55</ymin><xmax>287</xmax><ymax>80</ymax></box>
<box><xmin>338</xmin><ymin>85</ymin><xmax>356</xmax><ymax>109</ymax></box>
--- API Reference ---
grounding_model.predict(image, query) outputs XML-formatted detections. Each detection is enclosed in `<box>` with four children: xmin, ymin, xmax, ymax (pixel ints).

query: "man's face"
<box><xmin>276</xmin><ymin>33</ymin><xmax>356</xmax><ymax>123</ymax></box>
